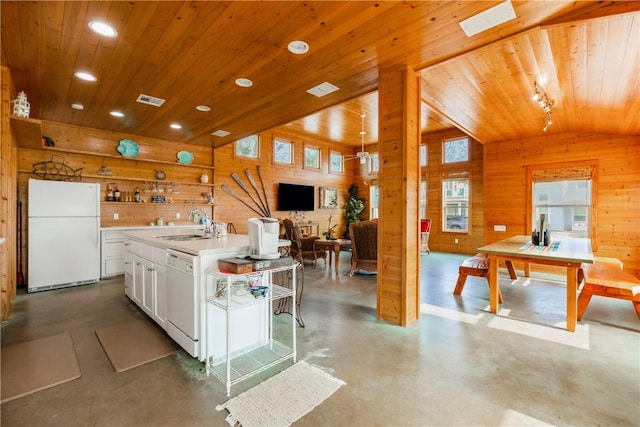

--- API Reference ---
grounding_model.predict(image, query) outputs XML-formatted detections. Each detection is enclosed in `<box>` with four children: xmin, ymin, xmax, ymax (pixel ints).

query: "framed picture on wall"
<box><xmin>304</xmin><ymin>145</ymin><xmax>321</xmax><ymax>170</ymax></box>
<box><xmin>329</xmin><ymin>151</ymin><xmax>343</xmax><ymax>173</ymax></box>
<box><xmin>320</xmin><ymin>187</ymin><xmax>338</xmax><ymax>209</ymax></box>
<box><xmin>273</xmin><ymin>138</ymin><xmax>293</xmax><ymax>165</ymax></box>
<box><xmin>235</xmin><ymin>134</ymin><xmax>260</xmax><ymax>159</ymax></box>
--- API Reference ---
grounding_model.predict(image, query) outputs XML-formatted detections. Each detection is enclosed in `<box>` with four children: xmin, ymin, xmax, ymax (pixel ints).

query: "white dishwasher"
<box><xmin>166</xmin><ymin>249</ymin><xmax>199</xmax><ymax>357</ymax></box>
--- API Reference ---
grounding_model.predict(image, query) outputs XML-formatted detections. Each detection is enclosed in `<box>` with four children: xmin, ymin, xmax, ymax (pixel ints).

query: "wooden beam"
<box><xmin>377</xmin><ymin>65</ymin><xmax>421</xmax><ymax>326</ymax></box>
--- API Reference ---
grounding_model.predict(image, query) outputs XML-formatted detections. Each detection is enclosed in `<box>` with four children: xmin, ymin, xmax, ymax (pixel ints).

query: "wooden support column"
<box><xmin>377</xmin><ymin>66</ymin><xmax>421</xmax><ymax>326</ymax></box>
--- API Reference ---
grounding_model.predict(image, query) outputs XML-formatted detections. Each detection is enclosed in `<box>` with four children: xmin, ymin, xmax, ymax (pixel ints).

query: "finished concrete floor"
<box><xmin>1</xmin><ymin>252</ymin><xmax>638</xmax><ymax>426</ymax></box>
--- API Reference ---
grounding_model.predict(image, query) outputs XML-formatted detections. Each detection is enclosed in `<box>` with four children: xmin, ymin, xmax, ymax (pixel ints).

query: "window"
<box><xmin>442</xmin><ymin>178</ymin><xmax>469</xmax><ymax>232</ymax></box>
<box><xmin>527</xmin><ymin>161</ymin><xmax>597</xmax><ymax>244</ymax></box>
<box><xmin>329</xmin><ymin>151</ymin><xmax>343</xmax><ymax>173</ymax></box>
<box><xmin>443</xmin><ymin>137</ymin><xmax>469</xmax><ymax>163</ymax></box>
<box><xmin>420</xmin><ymin>144</ymin><xmax>427</xmax><ymax>167</ymax></box>
<box><xmin>303</xmin><ymin>145</ymin><xmax>321</xmax><ymax>170</ymax></box>
<box><xmin>273</xmin><ymin>138</ymin><xmax>293</xmax><ymax>164</ymax></box>
<box><xmin>532</xmin><ymin>180</ymin><xmax>592</xmax><ymax>238</ymax></box>
<box><xmin>369</xmin><ymin>153</ymin><xmax>379</xmax><ymax>173</ymax></box>
<box><xmin>420</xmin><ymin>180</ymin><xmax>427</xmax><ymax>218</ymax></box>
<box><xmin>370</xmin><ymin>185</ymin><xmax>379</xmax><ymax>219</ymax></box>
<box><xmin>235</xmin><ymin>134</ymin><xmax>259</xmax><ymax>158</ymax></box>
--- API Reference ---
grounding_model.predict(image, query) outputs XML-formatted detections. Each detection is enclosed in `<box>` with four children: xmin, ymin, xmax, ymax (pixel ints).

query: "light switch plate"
<box><xmin>114</xmin><ymin>213</ymin><xmax>119</xmax><ymax>220</ymax></box>
<box><xmin>494</xmin><ymin>224</ymin><xmax>506</xmax><ymax>231</ymax></box>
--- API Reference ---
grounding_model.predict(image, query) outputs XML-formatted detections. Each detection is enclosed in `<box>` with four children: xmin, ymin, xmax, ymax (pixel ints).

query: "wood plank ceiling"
<box><xmin>1</xmin><ymin>1</ymin><xmax>639</xmax><ymax>149</ymax></box>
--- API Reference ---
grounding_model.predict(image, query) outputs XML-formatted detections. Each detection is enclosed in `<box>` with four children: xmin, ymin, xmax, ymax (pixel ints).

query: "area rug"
<box><xmin>216</xmin><ymin>360</ymin><xmax>346</xmax><ymax>426</ymax></box>
<box><xmin>1</xmin><ymin>332</ymin><xmax>81</xmax><ymax>403</ymax></box>
<box><xmin>95</xmin><ymin>319</ymin><xmax>178</xmax><ymax>372</ymax></box>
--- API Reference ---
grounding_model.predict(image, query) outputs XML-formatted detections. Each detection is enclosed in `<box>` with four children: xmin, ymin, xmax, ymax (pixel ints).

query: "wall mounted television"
<box><xmin>277</xmin><ymin>183</ymin><xmax>315</xmax><ymax>211</ymax></box>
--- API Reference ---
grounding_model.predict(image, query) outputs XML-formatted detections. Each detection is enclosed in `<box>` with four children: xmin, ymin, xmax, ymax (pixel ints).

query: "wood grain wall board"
<box><xmin>484</xmin><ymin>133</ymin><xmax>640</xmax><ymax>276</ymax></box>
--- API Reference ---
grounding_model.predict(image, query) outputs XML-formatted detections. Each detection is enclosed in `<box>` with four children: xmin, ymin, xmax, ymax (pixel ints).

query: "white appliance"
<box><xmin>248</xmin><ymin>217</ymin><xmax>280</xmax><ymax>259</ymax></box>
<box><xmin>28</xmin><ymin>179</ymin><xmax>101</xmax><ymax>292</ymax></box>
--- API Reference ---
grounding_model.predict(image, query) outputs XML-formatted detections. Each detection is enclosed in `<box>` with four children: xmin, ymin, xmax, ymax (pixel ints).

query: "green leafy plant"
<box><xmin>344</xmin><ymin>184</ymin><xmax>365</xmax><ymax>238</ymax></box>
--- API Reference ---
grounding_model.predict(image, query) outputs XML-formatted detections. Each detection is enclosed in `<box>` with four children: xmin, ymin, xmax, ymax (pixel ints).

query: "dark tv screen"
<box><xmin>278</xmin><ymin>183</ymin><xmax>314</xmax><ymax>212</ymax></box>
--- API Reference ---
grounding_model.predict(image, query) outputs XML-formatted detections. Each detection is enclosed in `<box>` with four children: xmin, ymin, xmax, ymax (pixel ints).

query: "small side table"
<box><xmin>314</xmin><ymin>239</ymin><xmax>352</xmax><ymax>273</ymax></box>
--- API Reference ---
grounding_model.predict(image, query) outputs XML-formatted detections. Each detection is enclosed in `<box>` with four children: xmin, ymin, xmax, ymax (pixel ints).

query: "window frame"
<box><xmin>442</xmin><ymin>137</ymin><xmax>469</xmax><ymax>164</ymax></box>
<box><xmin>442</xmin><ymin>175</ymin><xmax>470</xmax><ymax>233</ymax></box>
<box><xmin>234</xmin><ymin>134</ymin><xmax>260</xmax><ymax>159</ymax></box>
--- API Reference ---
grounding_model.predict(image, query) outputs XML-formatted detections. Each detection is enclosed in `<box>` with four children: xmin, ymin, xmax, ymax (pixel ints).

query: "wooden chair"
<box><xmin>453</xmin><ymin>253</ymin><xmax>519</xmax><ymax>303</ymax></box>
<box><xmin>282</xmin><ymin>219</ymin><xmax>326</xmax><ymax>267</ymax></box>
<box><xmin>348</xmin><ymin>220</ymin><xmax>378</xmax><ymax>277</ymax></box>
<box><xmin>578</xmin><ymin>259</ymin><xmax>640</xmax><ymax>320</ymax></box>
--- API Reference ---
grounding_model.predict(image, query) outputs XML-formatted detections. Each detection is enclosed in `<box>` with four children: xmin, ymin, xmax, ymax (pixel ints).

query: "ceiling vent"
<box><xmin>136</xmin><ymin>94</ymin><xmax>166</xmax><ymax>107</ymax></box>
<box><xmin>306</xmin><ymin>82</ymin><xmax>339</xmax><ymax>98</ymax></box>
<box><xmin>459</xmin><ymin>0</ymin><xmax>516</xmax><ymax>37</ymax></box>
<box><xmin>211</xmin><ymin>130</ymin><xmax>231</xmax><ymax>137</ymax></box>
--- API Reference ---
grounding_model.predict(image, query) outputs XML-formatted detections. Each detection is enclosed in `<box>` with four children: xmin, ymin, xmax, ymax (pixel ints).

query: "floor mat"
<box><xmin>96</xmin><ymin>319</ymin><xmax>178</xmax><ymax>372</ymax></box>
<box><xmin>216</xmin><ymin>360</ymin><xmax>346</xmax><ymax>426</ymax></box>
<box><xmin>1</xmin><ymin>332</ymin><xmax>81</xmax><ymax>403</ymax></box>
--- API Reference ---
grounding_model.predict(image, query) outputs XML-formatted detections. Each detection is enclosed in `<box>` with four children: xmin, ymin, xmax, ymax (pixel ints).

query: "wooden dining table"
<box><xmin>477</xmin><ymin>235</ymin><xmax>594</xmax><ymax>332</ymax></box>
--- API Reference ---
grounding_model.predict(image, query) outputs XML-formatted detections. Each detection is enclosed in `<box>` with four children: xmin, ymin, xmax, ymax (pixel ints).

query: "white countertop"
<box><xmin>101</xmin><ymin>224</ymin><xmax>203</xmax><ymax>231</ymax></box>
<box><xmin>123</xmin><ymin>228</ymin><xmax>250</xmax><ymax>256</ymax></box>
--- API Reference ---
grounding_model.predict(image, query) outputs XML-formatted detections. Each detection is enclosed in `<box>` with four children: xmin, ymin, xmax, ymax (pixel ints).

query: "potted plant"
<box><xmin>344</xmin><ymin>184</ymin><xmax>365</xmax><ymax>238</ymax></box>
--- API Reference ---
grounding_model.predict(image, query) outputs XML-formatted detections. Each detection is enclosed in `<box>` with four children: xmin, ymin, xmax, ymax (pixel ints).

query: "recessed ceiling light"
<box><xmin>235</xmin><ymin>78</ymin><xmax>253</xmax><ymax>88</ymax></box>
<box><xmin>75</xmin><ymin>71</ymin><xmax>97</xmax><ymax>82</ymax></box>
<box><xmin>109</xmin><ymin>111</ymin><xmax>124</xmax><ymax>117</ymax></box>
<box><xmin>88</xmin><ymin>21</ymin><xmax>118</xmax><ymax>38</ymax></box>
<box><xmin>71</xmin><ymin>103</ymin><xmax>84</xmax><ymax>110</ymax></box>
<box><xmin>196</xmin><ymin>105</ymin><xmax>211</xmax><ymax>112</ymax></box>
<box><xmin>287</xmin><ymin>40</ymin><xmax>309</xmax><ymax>55</ymax></box>
<box><xmin>211</xmin><ymin>130</ymin><xmax>231</xmax><ymax>137</ymax></box>
<box><xmin>170</xmin><ymin>123</ymin><xmax>182</xmax><ymax>129</ymax></box>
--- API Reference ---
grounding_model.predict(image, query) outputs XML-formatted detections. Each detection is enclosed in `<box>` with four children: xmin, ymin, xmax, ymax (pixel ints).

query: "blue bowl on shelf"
<box><xmin>250</xmin><ymin>286</ymin><xmax>268</xmax><ymax>298</ymax></box>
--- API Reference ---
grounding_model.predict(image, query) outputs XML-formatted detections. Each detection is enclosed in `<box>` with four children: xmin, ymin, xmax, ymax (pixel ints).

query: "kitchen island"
<box><xmin>123</xmin><ymin>228</ymin><xmax>253</xmax><ymax>361</ymax></box>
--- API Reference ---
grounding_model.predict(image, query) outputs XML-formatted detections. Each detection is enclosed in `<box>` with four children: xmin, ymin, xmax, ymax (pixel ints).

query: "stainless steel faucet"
<box><xmin>188</xmin><ymin>208</ymin><xmax>214</xmax><ymax>236</ymax></box>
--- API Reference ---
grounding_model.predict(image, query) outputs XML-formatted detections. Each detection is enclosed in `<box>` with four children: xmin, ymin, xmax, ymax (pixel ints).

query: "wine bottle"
<box><xmin>114</xmin><ymin>185</ymin><xmax>121</xmax><ymax>202</ymax></box>
<box><xmin>134</xmin><ymin>187</ymin><xmax>141</xmax><ymax>202</ymax></box>
<box><xmin>107</xmin><ymin>184</ymin><xmax>114</xmax><ymax>202</ymax></box>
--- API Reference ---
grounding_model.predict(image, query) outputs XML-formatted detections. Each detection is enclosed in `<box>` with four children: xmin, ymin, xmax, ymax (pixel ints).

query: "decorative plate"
<box><xmin>177</xmin><ymin>150</ymin><xmax>194</xmax><ymax>164</ymax></box>
<box><xmin>117</xmin><ymin>139</ymin><xmax>139</xmax><ymax>158</ymax></box>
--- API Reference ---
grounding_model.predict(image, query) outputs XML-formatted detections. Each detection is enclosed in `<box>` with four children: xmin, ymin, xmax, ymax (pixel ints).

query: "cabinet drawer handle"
<box><xmin>147</xmin><ymin>267</ymin><xmax>154</xmax><ymax>272</ymax></box>
<box><xmin>136</xmin><ymin>262</ymin><xmax>141</xmax><ymax>266</ymax></box>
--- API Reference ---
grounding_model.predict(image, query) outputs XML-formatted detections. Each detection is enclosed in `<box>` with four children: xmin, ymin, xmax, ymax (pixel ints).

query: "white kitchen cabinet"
<box><xmin>101</xmin><ymin>225</ymin><xmax>202</xmax><ymax>279</ymax></box>
<box><xmin>205</xmin><ymin>262</ymin><xmax>298</xmax><ymax>396</ymax></box>
<box><xmin>125</xmin><ymin>240</ymin><xmax>168</xmax><ymax>330</ymax></box>
<box><xmin>101</xmin><ymin>229</ymin><xmax>127</xmax><ymax>278</ymax></box>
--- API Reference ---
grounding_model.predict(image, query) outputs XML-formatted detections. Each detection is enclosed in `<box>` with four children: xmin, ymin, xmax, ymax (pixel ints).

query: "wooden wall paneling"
<box><xmin>1</xmin><ymin>65</ymin><xmax>17</xmax><ymax>321</ymax></box>
<box><xmin>421</xmin><ymin>129</ymin><xmax>486</xmax><ymax>255</ymax></box>
<box><xmin>484</xmin><ymin>133</ymin><xmax>640</xmax><ymax>277</ymax></box>
<box><xmin>213</xmin><ymin>130</ymin><xmax>354</xmax><ymax>237</ymax></box>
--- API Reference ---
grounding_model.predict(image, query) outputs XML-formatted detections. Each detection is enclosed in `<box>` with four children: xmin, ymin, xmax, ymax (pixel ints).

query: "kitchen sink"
<box><xmin>155</xmin><ymin>234</ymin><xmax>212</xmax><ymax>241</ymax></box>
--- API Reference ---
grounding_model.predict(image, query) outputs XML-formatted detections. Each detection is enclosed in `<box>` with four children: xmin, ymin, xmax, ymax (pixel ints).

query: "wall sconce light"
<box><xmin>532</xmin><ymin>81</ymin><xmax>555</xmax><ymax>132</ymax></box>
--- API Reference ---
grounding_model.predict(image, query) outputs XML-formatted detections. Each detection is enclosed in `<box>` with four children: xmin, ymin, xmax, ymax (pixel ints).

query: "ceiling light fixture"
<box><xmin>532</xmin><ymin>81</ymin><xmax>555</xmax><ymax>132</ymax></box>
<box><xmin>71</xmin><ymin>103</ymin><xmax>84</xmax><ymax>110</ymax></box>
<box><xmin>196</xmin><ymin>105</ymin><xmax>211</xmax><ymax>112</ymax></box>
<box><xmin>344</xmin><ymin>113</ymin><xmax>372</xmax><ymax>164</ymax></box>
<box><xmin>235</xmin><ymin>78</ymin><xmax>253</xmax><ymax>88</ymax></box>
<box><xmin>170</xmin><ymin>123</ymin><xmax>182</xmax><ymax>129</ymax></box>
<box><xmin>74</xmin><ymin>71</ymin><xmax>97</xmax><ymax>82</ymax></box>
<box><xmin>88</xmin><ymin>21</ymin><xmax>118</xmax><ymax>38</ymax></box>
<box><xmin>287</xmin><ymin>40</ymin><xmax>309</xmax><ymax>55</ymax></box>
<box><xmin>109</xmin><ymin>111</ymin><xmax>124</xmax><ymax>118</ymax></box>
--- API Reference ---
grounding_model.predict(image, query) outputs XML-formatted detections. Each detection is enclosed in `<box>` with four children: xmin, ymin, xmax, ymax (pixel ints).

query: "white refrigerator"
<box><xmin>28</xmin><ymin>179</ymin><xmax>101</xmax><ymax>292</ymax></box>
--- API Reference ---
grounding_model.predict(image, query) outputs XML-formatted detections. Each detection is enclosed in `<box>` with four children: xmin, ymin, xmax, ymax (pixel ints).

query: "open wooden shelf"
<box><xmin>10</xmin><ymin>116</ymin><xmax>43</xmax><ymax>148</ymax></box>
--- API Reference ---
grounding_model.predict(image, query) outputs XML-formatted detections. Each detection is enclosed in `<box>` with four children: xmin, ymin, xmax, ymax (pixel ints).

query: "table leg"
<box><xmin>333</xmin><ymin>245</ymin><xmax>340</xmax><ymax>273</ymax></box>
<box><xmin>489</xmin><ymin>255</ymin><xmax>500</xmax><ymax>313</ymax></box>
<box><xmin>566</xmin><ymin>266</ymin><xmax>578</xmax><ymax>332</ymax></box>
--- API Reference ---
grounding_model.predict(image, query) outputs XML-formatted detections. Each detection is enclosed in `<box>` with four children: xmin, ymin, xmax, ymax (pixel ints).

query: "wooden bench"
<box><xmin>453</xmin><ymin>254</ymin><xmax>518</xmax><ymax>303</ymax></box>
<box><xmin>578</xmin><ymin>261</ymin><xmax>640</xmax><ymax>320</ymax></box>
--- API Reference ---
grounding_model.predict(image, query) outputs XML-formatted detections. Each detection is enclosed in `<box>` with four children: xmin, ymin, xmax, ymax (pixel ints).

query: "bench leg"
<box><xmin>577</xmin><ymin>289</ymin><xmax>593</xmax><ymax>321</ymax></box>
<box><xmin>505</xmin><ymin>260</ymin><xmax>517</xmax><ymax>280</ymax></box>
<box><xmin>453</xmin><ymin>273</ymin><xmax>468</xmax><ymax>296</ymax></box>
